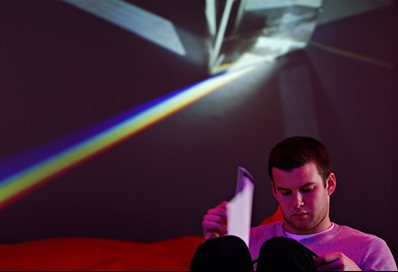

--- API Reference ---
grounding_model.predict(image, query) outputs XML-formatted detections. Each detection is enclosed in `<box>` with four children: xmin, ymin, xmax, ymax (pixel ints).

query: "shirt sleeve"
<box><xmin>360</xmin><ymin>237</ymin><xmax>397</xmax><ymax>271</ymax></box>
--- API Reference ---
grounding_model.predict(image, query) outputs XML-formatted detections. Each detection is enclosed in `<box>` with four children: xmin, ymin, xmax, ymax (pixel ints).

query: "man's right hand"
<box><xmin>202</xmin><ymin>201</ymin><xmax>228</xmax><ymax>240</ymax></box>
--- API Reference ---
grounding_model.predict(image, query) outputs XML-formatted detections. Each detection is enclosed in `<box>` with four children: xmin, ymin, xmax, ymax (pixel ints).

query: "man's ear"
<box><xmin>271</xmin><ymin>181</ymin><xmax>277</xmax><ymax>199</ymax></box>
<box><xmin>326</xmin><ymin>173</ymin><xmax>336</xmax><ymax>196</ymax></box>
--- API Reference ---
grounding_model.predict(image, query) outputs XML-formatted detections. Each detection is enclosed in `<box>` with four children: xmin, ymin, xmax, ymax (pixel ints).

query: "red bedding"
<box><xmin>0</xmin><ymin>236</ymin><xmax>203</xmax><ymax>271</ymax></box>
<box><xmin>0</xmin><ymin>208</ymin><xmax>282</xmax><ymax>270</ymax></box>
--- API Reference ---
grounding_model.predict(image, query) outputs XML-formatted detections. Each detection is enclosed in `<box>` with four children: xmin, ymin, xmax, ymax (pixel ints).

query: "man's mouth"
<box><xmin>291</xmin><ymin>212</ymin><xmax>309</xmax><ymax>217</ymax></box>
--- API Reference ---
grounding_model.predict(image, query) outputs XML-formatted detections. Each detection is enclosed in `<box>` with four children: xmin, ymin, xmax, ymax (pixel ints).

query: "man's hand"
<box><xmin>315</xmin><ymin>252</ymin><xmax>361</xmax><ymax>271</ymax></box>
<box><xmin>202</xmin><ymin>201</ymin><xmax>228</xmax><ymax>240</ymax></box>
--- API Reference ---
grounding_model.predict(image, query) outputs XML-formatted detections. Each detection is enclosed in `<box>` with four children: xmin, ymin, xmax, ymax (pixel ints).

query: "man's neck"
<box><xmin>284</xmin><ymin>223</ymin><xmax>335</xmax><ymax>240</ymax></box>
<box><xmin>283</xmin><ymin>219</ymin><xmax>333</xmax><ymax>235</ymax></box>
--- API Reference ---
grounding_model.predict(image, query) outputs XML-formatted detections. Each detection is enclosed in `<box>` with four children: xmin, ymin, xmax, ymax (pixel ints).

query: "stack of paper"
<box><xmin>227</xmin><ymin>167</ymin><xmax>255</xmax><ymax>247</ymax></box>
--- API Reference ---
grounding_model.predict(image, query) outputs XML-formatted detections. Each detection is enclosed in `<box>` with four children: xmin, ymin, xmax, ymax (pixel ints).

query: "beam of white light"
<box><xmin>245</xmin><ymin>0</ymin><xmax>322</xmax><ymax>10</ymax></box>
<box><xmin>63</xmin><ymin>0</ymin><xmax>186</xmax><ymax>56</ymax></box>
<box><xmin>205</xmin><ymin>0</ymin><xmax>217</xmax><ymax>38</ymax></box>
<box><xmin>210</xmin><ymin>0</ymin><xmax>235</xmax><ymax>67</ymax></box>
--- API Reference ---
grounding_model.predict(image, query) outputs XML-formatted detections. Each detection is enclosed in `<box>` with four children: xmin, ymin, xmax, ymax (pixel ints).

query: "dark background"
<box><xmin>0</xmin><ymin>0</ymin><xmax>397</xmax><ymax>261</ymax></box>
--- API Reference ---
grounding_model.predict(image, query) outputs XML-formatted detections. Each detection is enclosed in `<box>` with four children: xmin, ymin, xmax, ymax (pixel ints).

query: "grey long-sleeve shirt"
<box><xmin>250</xmin><ymin>222</ymin><xmax>397</xmax><ymax>271</ymax></box>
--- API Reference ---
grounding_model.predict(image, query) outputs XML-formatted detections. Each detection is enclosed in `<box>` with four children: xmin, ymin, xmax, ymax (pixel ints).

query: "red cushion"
<box><xmin>259</xmin><ymin>206</ymin><xmax>283</xmax><ymax>225</ymax></box>
<box><xmin>0</xmin><ymin>236</ymin><xmax>203</xmax><ymax>271</ymax></box>
<box><xmin>0</xmin><ymin>208</ymin><xmax>282</xmax><ymax>270</ymax></box>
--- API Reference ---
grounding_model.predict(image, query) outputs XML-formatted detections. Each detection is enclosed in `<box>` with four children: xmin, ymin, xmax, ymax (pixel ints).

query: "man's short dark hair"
<box><xmin>268</xmin><ymin>136</ymin><xmax>331</xmax><ymax>182</ymax></box>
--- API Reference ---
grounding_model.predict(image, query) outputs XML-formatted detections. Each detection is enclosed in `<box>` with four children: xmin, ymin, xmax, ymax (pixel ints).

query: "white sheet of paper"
<box><xmin>226</xmin><ymin>167</ymin><xmax>254</xmax><ymax>247</ymax></box>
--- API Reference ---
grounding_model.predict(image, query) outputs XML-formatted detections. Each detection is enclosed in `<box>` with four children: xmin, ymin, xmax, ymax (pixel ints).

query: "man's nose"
<box><xmin>291</xmin><ymin>193</ymin><xmax>304</xmax><ymax>208</ymax></box>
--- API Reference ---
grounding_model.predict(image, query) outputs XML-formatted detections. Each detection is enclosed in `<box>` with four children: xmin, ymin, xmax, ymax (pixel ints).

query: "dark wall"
<box><xmin>307</xmin><ymin>6</ymin><xmax>395</xmax><ymax>257</ymax></box>
<box><xmin>0</xmin><ymin>0</ymin><xmax>396</xmax><ymax>261</ymax></box>
<box><xmin>392</xmin><ymin>0</ymin><xmax>398</xmax><ymax>260</ymax></box>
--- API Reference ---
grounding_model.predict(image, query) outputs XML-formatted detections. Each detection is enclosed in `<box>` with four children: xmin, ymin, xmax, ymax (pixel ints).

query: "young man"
<box><xmin>198</xmin><ymin>136</ymin><xmax>397</xmax><ymax>271</ymax></box>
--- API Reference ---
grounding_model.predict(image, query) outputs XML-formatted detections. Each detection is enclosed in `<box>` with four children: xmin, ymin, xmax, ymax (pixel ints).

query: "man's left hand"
<box><xmin>315</xmin><ymin>252</ymin><xmax>361</xmax><ymax>271</ymax></box>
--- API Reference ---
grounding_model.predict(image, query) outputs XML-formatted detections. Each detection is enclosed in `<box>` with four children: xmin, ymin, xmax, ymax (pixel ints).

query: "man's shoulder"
<box><xmin>335</xmin><ymin>224</ymin><xmax>381</xmax><ymax>239</ymax></box>
<box><xmin>332</xmin><ymin>224</ymin><xmax>397</xmax><ymax>270</ymax></box>
<box><xmin>332</xmin><ymin>223</ymin><xmax>388</xmax><ymax>247</ymax></box>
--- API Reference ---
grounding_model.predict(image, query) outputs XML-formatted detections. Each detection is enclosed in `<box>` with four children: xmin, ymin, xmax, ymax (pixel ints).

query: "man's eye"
<box><xmin>302</xmin><ymin>187</ymin><xmax>314</xmax><ymax>193</ymax></box>
<box><xmin>280</xmin><ymin>191</ymin><xmax>291</xmax><ymax>196</ymax></box>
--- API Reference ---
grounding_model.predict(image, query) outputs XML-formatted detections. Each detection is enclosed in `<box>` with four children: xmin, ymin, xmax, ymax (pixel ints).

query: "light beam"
<box><xmin>0</xmin><ymin>67</ymin><xmax>254</xmax><ymax>209</ymax></box>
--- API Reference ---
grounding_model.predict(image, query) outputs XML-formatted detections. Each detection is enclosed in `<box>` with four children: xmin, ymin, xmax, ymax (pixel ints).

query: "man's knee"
<box><xmin>190</xmin><ymin>235</ymin><xmax>254</xmax><ymax>271</ymax></box>
<box><xmin>257</xmin><ymin>237</ymin><xmax>317</xmax><ymax>271</ymax></box>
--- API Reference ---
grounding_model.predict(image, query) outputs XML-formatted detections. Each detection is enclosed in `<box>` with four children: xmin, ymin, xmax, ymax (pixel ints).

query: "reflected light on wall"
<box><xmin>0</xmin><ymin>67</ymin><xmax>255</xmax><ymax>209</ymax></box>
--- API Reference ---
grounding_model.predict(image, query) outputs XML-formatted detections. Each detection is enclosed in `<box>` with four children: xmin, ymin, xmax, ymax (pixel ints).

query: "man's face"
<box><xmin>272</xmin><ymin>162</ymin><xmax>336</xmax><ymax>234</ymax></box>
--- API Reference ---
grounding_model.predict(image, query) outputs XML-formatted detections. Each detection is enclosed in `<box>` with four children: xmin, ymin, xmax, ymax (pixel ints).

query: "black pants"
<box><xmin>190</xmin><ymin>236</ymin><xmax>318</xmax><ymax>271</ymax></box>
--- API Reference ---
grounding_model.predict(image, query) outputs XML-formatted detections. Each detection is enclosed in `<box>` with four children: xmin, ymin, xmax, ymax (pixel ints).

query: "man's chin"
<box><xmin>284</xmin><ymin>220</ymin><xmax>312</xmax><ymax>233</ymax></box>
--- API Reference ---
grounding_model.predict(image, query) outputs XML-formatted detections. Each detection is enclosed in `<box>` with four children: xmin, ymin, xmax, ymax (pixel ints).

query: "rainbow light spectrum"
<box><xmin>0</xmin><ymin>67</ymin><xmax>254</xmax><ymax>209</ymax></box>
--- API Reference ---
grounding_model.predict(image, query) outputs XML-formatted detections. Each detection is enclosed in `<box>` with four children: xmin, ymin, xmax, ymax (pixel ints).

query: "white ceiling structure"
<box><xmin>63</xmin><ymin>0</ymin><xmax>392</xmax><ymax>74</ymax></box>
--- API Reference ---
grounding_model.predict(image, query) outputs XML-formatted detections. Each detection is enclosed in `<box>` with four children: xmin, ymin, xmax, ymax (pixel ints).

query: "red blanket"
<box><xmin>0</xmin><ymin>208</ymin><xmax>282</xmax><ymax>270</ymax></box>
<box><xmin>0</xmin><ymin>236</ymin><xmax>203</xmax><ymax>271</ymax></box>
